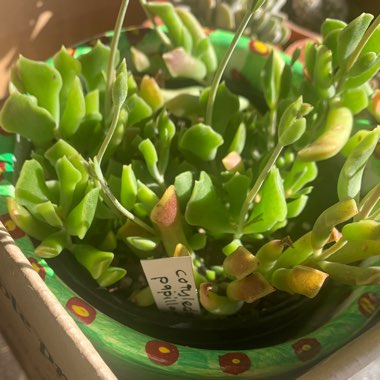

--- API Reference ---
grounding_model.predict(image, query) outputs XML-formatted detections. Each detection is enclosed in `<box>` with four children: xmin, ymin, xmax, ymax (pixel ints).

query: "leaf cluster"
<box><xmin>0</xmin><ymin>2</ymin><xmax>380</xmax><ymax>315</ymax></box>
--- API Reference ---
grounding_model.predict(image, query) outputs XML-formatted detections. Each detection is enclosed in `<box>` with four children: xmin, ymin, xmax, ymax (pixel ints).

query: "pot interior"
<box><xmin>48</xmin><ymin>249</ymin><xmax>352</xmax><ymax>349</ymax></box>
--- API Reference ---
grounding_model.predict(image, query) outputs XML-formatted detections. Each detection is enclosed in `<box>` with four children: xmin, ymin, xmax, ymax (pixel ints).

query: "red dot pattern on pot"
<box><xmin>28</xmin><ymin>257</ymin><xmax>46</xmax><ymax>281</ymax></box>
<box><xmin>145</xmin><ymin>340</ymin><xmax>179</xmax><ymax>366</ymax></box>
<box><xmin>358</xmin><ymin>292</ymin><xmax>380</xmax><ymax>317</ymax></box>
<box><xmin>66</xmin><ymin>297</ymin><xmax>97</xmax><ymax>325</ymax></box>
<box><xmin>292</xmin><ymin>338</ymin><xmax>321</xmax><ymax>362</ymax></box>
<box><xmin>218</xmin><ymin>352</ymin><xmax>251</xmax><ymax>375</ymax></box>
<box><xmin>249</xmin><ymin>40</ymin><xmax>270</xmax><ymax>56</ymax></box>
<box><xmin>0</xmin><ymin>162</ymin><xmax>6</xmax><ymax>181</ymax></box>
<box><xmin>0</xmin><ymin>213</ymin><xmax>25</xmax><ymax>239</ymax></box>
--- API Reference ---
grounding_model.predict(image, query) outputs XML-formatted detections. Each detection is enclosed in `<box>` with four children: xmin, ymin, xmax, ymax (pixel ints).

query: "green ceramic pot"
<box><xmin>1</xmin><ymin>29</ymin><xmax>380</xmax><ymax>379</ymax></box>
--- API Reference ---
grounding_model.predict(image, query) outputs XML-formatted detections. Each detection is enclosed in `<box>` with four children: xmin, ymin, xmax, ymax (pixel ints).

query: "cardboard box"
<box><xmin>0</xmin><ymin>223</ymin><xmax>117</xmax><ymax>379</ymax></box>
<box><xmin>1</xmin><ymin>1</ymin><xmax>380</xmax><ymax>379</ymax></box>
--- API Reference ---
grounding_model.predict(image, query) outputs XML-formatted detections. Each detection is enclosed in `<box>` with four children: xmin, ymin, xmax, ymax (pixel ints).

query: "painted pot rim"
<box><xmin>1</xmin><ymin>28</ymin><xmax>380</xmax><ymax>379</ymax></box>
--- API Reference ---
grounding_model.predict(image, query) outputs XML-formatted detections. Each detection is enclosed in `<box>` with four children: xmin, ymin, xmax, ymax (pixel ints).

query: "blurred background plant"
<box><xmin>170</xmin><ymin>0</ymin><xmax>291</xmax><ymax>45</ymax></box>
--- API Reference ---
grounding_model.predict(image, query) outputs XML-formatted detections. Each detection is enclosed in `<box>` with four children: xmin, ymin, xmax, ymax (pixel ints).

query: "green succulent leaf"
<box><xmin>16</xmin><ymin>56</ymin><xmax>62</xmax><ymax>122</ymax></box>
<box><xmin>228</xmin><ymin>123</ymin><xmax>246</xmax><ymax>155</ymax></box>
<box><xmin>338</xmin><ymin>127</ymin><xmax>380</xmax><ymax>201</ymax></box>
<box><xmin>165</xmin><ymin>93</ymin><xmax>202</xmax><ymax>118</ymax></box>
<box><xmin>328</xmin><ymin>240</ymin><xmax>380</xmax><ymax>264</ymax></box>
<box><xmin>344</xmin><ymin>53</ymin><xmax>380</xmax><ymax>89</ymax></box>
<box><xmin>287</xmin><ymin>195</ymin><xmax>308</xmax><ymax>218</ymax></box>
<box><xmin>341</xmin><ymin>85</ymin><xmax>369</xmax><ymax>114</ymax></box>
<box><xmin>311</xmin><ymin>198</ymin><xmax>358</xmax><ymax>256</ymax></box>
<box><xmin>321</xmin><ymin>19</ymin><xmax>347</xmax><ymax>39</ymax></box>
<box><xmin>112</xmin><ymin>66</ymin><xmax>128</xmax><ymax>108</ymax></box>
<box><xmin>261</xmin><ymin>50</ymin><xmax>284</xmax><ymax>109</ymax></box>
<box><xmin>66</xmin><ymin>187</ymin><xmax>100</xmax><ymax>239</ymax></box>
<box><xmin>15</xmin><ymin>159</ymin><xmax>50</xmax><ymax>210</ymax></box>
<box><xmin>120</xmin><ymin>164</ymin><xmax>137</xmax><ymax>211</ymax></box>
<box><xmin>199</xmin><ymin>283</ymin><xmax>243</xmax><ymax>316</ymax></box>
<box><xmin>45</xmin><ymin>139</ymin><xmax>81</xmax><ymax>166</ymax></box>
<box><xmin>139</xmin><ymin>75</ymin><xmax>164</xmax><ymax>112</ymax></box>
<box><xmin>284</xmin><ymin>159</ymin><xmax>318</xmax><ymax>198</ymax></box>
<box><xmin>200</xmin><ymin>83</ymin><xmax>240</xmax><ymax>135</ymax></box>
<box><xmin>319</xmin><ymin>261</ymin><xmax>380</xmax><ymax>286</ymax></box>
<box><xmin>78</xmin><ymin>40</ymin><xmax>114</xmax><ymax>91</ymax></box>
<box><xmin>157</xmin><ymin>110</ymin><xmax>176</xmax><ymax>174</ymax></box>
<box><xmin>278</xmin><ymin>97</ymin><xmax>308</xmax><ymax>146</ymax></box>
<box><xmin>174</xmin><ymin>171</ymin><xmax>194</xmax><ymax>209</ymax></box>
<box><xmin>84</xmin><ymin>89</ymin><xmax>100</xmax><ymax>116</ymax></box>
<box><xmin>224</xmin><ymin>174</ymin><xmax>250</xmax><ymax>220</ymax></box>
<box><xmin>298</xmin><ymin>107</ymin><xmax>353</xmax><ymax>162</ymax></box>
<box><xmin>125</xmin><ymin>94</ymin><xmax>152</xmax><ymax>126</ymax></box>
<box><xmin>72</xmin><ymin>244</ymin><xmax>114</xmax><ymax>279</ymax></box>
<box><xmin>314</xmin><ymin>46</ymin><xmax>335</xmax><ymax>98</ymax></box>
<box><xmin>59</xmin><ymin>76</ymin><xmax>86</xmax><ymax>138</ymax></box>
<box><xmin>185</xmin><ymin>171</ymin><xmax>233</xmax><ymax>234</ymax></box>
<box><xmin>53</xmin><ymin>47</ymin><xmax>82</xmax><ymax>112</ymax></box>
<box><xmin>138</xmin><ymin>139</ymin><xmax>162</xmax><ymax>183</ymax></box>
<box><xmin>35</xmin><ymin>230</ymin><xmax>69</xmax><ymax>258</ymax></box>
<box><xmin>163</xmin><ymin>48</ymin><xmax>207</xmax><ymax>81</ymax></box>
<box><xmin>7</xmin><ymin>198</ymin><xmax>57</xmax><ymax>241</ymax></box>
<box><xmin>33</xmin><ymin>201</ymin><xmax>63</xmax><ymax>228</ymax></box>
<box><xmin>304</xmin><ymin>41</ymin><xmax>317</xmax><ymax>79</ymax></box>
<box><xmin>145</xmin><ymin>2</ymin><xmax>193</xmax><ymax>52</ymax></box>
<box><xmin>97</xmin><ymin>267</ymin><xmax>127</xmax><ymax>287</ymax></box>
<box><xmin>361</xmin><ymin>24</ymin><xmax>380</xmax><ymax>54</ymax></box>
<box><xmin>324</xmin><ymin>29</ymin><xmax>341</xmax><ymax>68</ymax></box>
<box><xmin>179</xmin><ymin>123</ymin><xmax>223</xmax><ymax>161</ymax></box>
<box><xmin>55</xmin><ymin>156</ymin><xmax>82</xmax><ymax>216</ymax></box>
<box><xmin>337</xmin><ymin>13</ymin><xmax>374</xmax><ymax>65</ymax></box>
<box><xmin>0</xmin><ymin>92</ymin><xmax>56</xmax><ymax>147</ymax></box>
<box><xmin>244</xmin><ymin>167</ymin><xmax>287</xmax><ymax>234</ymax></box>
<box><xmin>137</xmin><ymin>180</ymin><xmax>159</xmax><ymax>212</ymax></box>
<box><xmin>342</xmin><ymin>220</ymin><xmax>380</xmax><ymax>241</ymax></box>
<box><xmin>126</xmin><ymin>236</ymin><xmax>159</xmax><ymax>251</ymax></box>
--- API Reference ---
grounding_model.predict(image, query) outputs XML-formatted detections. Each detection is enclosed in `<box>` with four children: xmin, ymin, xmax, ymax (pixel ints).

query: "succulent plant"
<box><xmin>164</xmin><ymin>0</ymin><xmax>290</xmax><ymax>45</ymax></box>
<box><xmin>1</xmin><ymin>0</ymin><xmax>380</xmax><ymax>317</ymax></box>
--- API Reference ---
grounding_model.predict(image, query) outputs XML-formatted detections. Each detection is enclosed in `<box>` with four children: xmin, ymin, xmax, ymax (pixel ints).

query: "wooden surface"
<box><xmin>0</xmin><ymin>332</ymin><xmax>28</xmax><ymax>380</ymax></box>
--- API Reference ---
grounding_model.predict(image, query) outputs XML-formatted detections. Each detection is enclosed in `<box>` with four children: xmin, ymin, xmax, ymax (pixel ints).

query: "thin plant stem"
<box><xmin>369</xmin><ymin>208</ymin><xmax>380</xmax><ymax>221</ymax></box>
<box><xmin>313</xmin><ymin>238</ymin><xmax>348</xmax><ymax>262</ymax></box>
<box><xmin>268</xmin><ymin>108</ymin><xmax>277</xmax><ymax>149</ymax></box>
<box><xmin>89</xmin><ymin>158</ymin><xmax>155</xmax><ymax>234</ymax></box>
<box><xmin>235</xmin><ymin>143</ymin><xmax>283</xmax><ymax>237</ymax></box>
<box><xmin>96</xmin><ymin>105</ymin><xmax>121</xmax><ymax>165</ymax></box>
<box><xmin>105</xmin><ymin>0</ymin><xmax>130</xmax><ymax>117</ymax></box>
<box><xmin>205</xmin><ymin>10</ymin><xmax>254</xmax><ymax>126</ymax></box>
<box><xmin>356</xmin><ymin>183</ymin><xmax>380</xmax><ymax>220</ymax></box>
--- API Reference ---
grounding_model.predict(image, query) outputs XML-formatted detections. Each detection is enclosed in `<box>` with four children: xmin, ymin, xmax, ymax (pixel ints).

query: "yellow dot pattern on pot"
<box><xmin>302</xmin><ymin>344</ymin><xmax>312</xmax><ymax>352</ymax></box>
<box><xmin>72</xmin><ymin>305</ymin><xmax>90</xmax><ymax>318</ymax></box>
<box><xmin>31</xmin><ymin>262</ymin><xmax>39</xmax><ymax>272</ymax></box>
<box><xmin>5</xmin><ymin>219</ymin><xmax>16</xmax><ymax>231</ymax></box>
<box><xmin>159</xmin><ymin>346</ymin><xmax>171</xmax><ymax>354</ymax></box>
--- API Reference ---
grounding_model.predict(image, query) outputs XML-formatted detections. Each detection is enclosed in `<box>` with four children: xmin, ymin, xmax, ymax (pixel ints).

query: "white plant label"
<box><xmin>141</xmin><ymin>256</ymin><xmax>201</xmax><ymax>315</ymax></box>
